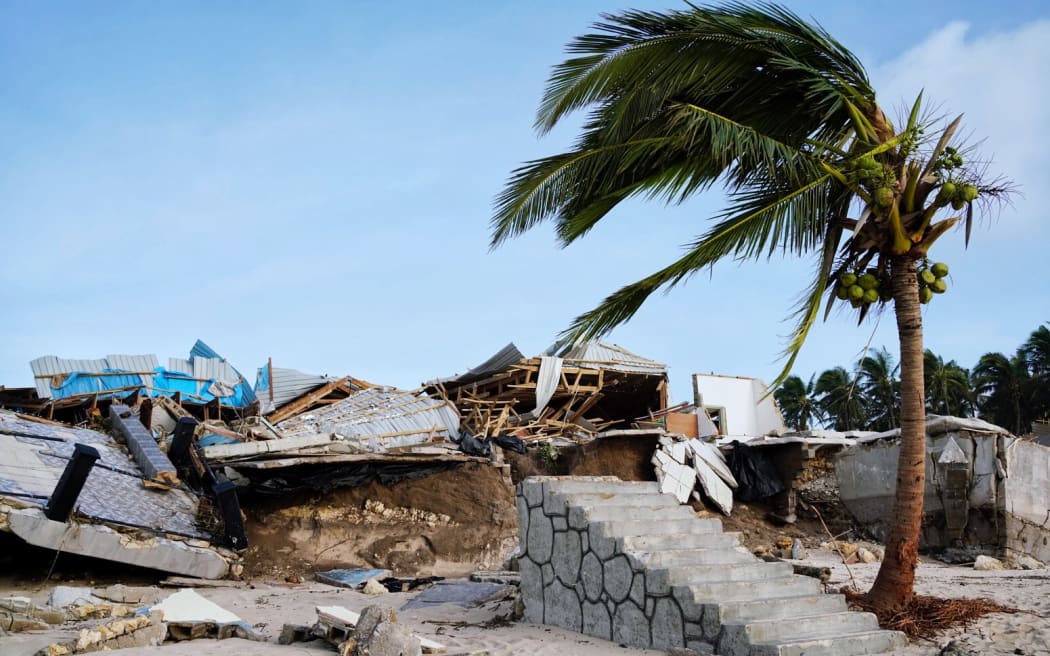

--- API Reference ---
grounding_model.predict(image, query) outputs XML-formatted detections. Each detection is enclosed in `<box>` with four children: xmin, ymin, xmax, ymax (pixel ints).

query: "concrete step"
<box><xmin>712</xmin><ymin>594</ymin><xmax>847</xmax><ymax>626</ymax></box>
<box><xmin>594</xmin><ymin>517</ymin><xmax>723</xmax><ymax>539</ymax></box>
<box><xmin>663</xmin><ymin>561</ymin><xmax>794</xmax><ymax>586</ymax></box>
<box><xmin>570</xmin><ymin>503</ymin><xmax>698</xmax><ymax>526</ymax></box>
<box><xmin>676</xmin><ymin>575</ymin><xmax>821</xmax><ymax>603</ymax></box>
<box><xmin>631</xmin><ymin>547</ymin><xmax>755</xmax><ymax>567</ymax></box>
<box><xmin>546</xmin><ymin>491</ymin><xmax>684</xmax><ymax>516</ymax></box>
<box><xmin>748</xmin><ymin>629</ymin><xmax>908</xmax><ymax>656</ymax></box>
<box><xmin>542</xmin><ymin>480</ymin><xmax>659</xmax><ymax>496</ymax></box>
<box><xmin>618</xmin><ymin>531</ymin><xmax>736</xmax><ymax>552</ymax></box>
<box><xmin>726</xmin><ymin>611</ymin><xmax>880</xmax><ymax>649</ymax></box>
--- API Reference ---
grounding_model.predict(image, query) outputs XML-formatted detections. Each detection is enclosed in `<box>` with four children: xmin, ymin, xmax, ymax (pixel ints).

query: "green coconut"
<box><xmin>848</xmin><ymin>284</ymin><xmax>865</xmax><ymax>301</ymax></box>
<box><xmin>920</xmin><ymin>287</ymin><xmax>933</xmax><ymax>304</ymax></box>
<box><xmin>858</xmin><ymin>155</ymin><xmax>879</xmax><ymax>171</ymax></box>
<box><xmin>930</xmin><ymin>278</ymin><xmax>948</xmax><ymax>294</ymax></box>
<box><xmin>874</xmin><ymin>187</ymin><xmax>894</xmax><ymax>208</ymax></box>
<box><xmin>920</xmin><ymin>269</ymin><xmax>937</xmax><ymax>285</ymax></box>
<box><xmin>862</xmin><ymin>288</ymin><xmax>879</xmax><ymax>304</ymax></box>
<box><xmin>936</xmin><ymin>181</ymin><xmax>957</xmax><ymax>204</ymax></box>
<box><xmin>951</xmin><ymin>198</ymin><xmax>966</xmax><ymax>210</ymax></box>
<box><xmin>839</xmin><ymin>272</ymin><xmax>858</xmax><ymax>287</ymax></box>
<box><xmin>961</xmin><ymin>184</ymin><xmax>979</xmax><ymax>201</ymax></box>
<box><xmin>858</xmin><ymin>273</ymin><xmax>878</xmax><ymax>290</ymax></box>
<box><xmin>931</xmin><ymin>262</ymin><xmax>949</xmax><ymax>278</ymax></box>
<box><xmin>836</xmin><ymin>285</ymin><xmax>849</xmax><ymax>300</ymax></box>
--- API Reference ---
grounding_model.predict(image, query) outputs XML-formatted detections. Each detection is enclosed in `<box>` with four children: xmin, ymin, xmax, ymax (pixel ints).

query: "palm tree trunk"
<box><xmin>867</xmin><ymin>255</ymin><xmax>926</xmax><ymax>610</ymax></box>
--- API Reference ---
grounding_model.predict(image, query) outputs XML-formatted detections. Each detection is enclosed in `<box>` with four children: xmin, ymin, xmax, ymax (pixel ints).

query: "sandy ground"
<box><xmin>2</xmin><ymin>555</ymin><xmax>1048</xmax><ymax>656</ymax></box>
<box><xmin>804</xmin><ymin>550</ymin><xmax>1050</xmax><ymax>655</ymax></box>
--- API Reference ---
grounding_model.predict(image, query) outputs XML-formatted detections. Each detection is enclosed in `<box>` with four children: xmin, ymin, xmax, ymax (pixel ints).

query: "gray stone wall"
<box><xmin>516</xmin><ymin>478</ymin><xmax>708</xmax><ymax>652</ymax></box>
<box><xmin>1002</xmin><ymin>438</ymin><xmax>1050</xmax><ymax>564</ymax></box>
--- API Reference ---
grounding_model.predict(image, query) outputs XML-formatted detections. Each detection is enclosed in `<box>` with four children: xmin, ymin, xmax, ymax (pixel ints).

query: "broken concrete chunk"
<box><xmin>152</xmin><ymin>588</ymin><xmax>241</xmax><ymax>623</ymax></box>
<box><xmin>48</xmin><ymin>587</ymin><xmax>101</xmax><ymax>610</ymax></box>
<box><xmin>352</xmin><ymin>605</ymin><xmax>421</xmax><ymax>656</ymax></box>
<box><xmin>974</xmin><ymin>555</ymin><xmax>1004</xmax><ymax>570</ymax></box>
<box><xmin>363</xmin><ymin>578</ymin><xmax>388</xmax><ymax>595</ymax></box>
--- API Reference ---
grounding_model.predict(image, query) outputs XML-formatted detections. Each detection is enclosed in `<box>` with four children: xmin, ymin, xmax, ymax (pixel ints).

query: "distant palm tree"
<box><xmin>491</xmin><ymin>2</ymin><xmax>1010</xmax><ymax>610</ymax></box>
<box><xmin>774</xmin><ymin>375</ymin><xmax>824</xmax><ymax>431</ymax></box>
<box><xmin>1021</xmin><ymin>325</ymin><xmax>1050</xmax><ymax>421</ymax></box>
<box><xmin>815</xmin><ymin>367</ymin><xmax>866</xmax><ymax>431</ymax></box>
<box><xmin>858</xmin><ymin>347</ymin><xmax>900</xmax><ymax>431</ymax></box>
<box><xmin>1022</xmin><ymin>324</ymin><xmax>1050</xmax><ymax>376</ymax></box>
<box><xmin>924</xmin><ymin>349</ymin><xmax>973</xmax><ymax>416</ymax></box>
<box><xmin>973</xmin><ymin>351</ymin><xmax>1033</xmax><ymax>435</ymax></box>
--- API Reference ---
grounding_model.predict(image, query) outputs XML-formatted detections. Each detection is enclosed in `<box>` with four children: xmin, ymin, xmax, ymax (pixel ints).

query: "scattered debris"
<box><xmin>150</xmin><ymin>588</ymin><xmax>263</xmax><ymax>641</ymax></box>
<box><xmin>316</xmin><ymin>568</ymin><xmax>393</xmax><ymax>590</ymax></box>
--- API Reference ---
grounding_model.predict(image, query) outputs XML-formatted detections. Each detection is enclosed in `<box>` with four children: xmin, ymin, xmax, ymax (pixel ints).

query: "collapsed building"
<box><xmin>4</xmin><ymin>338</ymin><xmax>1048</xmax><ymax>583</ymax></box>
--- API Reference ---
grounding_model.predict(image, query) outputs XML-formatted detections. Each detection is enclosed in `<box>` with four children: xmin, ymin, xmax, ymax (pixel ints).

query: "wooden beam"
<box><xmin>266</xmin><ymin>377</ymin><xmax>351</xmax><ymax>424</ymax></box>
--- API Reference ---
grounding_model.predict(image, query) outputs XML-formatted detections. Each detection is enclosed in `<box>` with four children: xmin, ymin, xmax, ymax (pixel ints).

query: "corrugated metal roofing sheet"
<box><xmin>547</xmin><ymin>340</ymin><xmax>667</xmax><ymax>375</ymax></box>
<box><xmin>30</xmin><ymin>354</ymin><xmax>159</xmax><ymax>399</ymax></box>
<box><xmin>29</xmin><ymin>341</ymin><xmax>255</xmax><ymax>406</ymax></box>
<box><xmin>254</xmin><ymin>366</ymin><xmax>332</xmax><ymax>415</ymax></box>
<box><xmin>277</xmin><ymin>387</ymin><xmax>461</xmax><ymax>450</ymax></box>
<box><xmin>429</xmin><ymin>343</ymin><xmax>525</xmax><ymax>387</ymax></box>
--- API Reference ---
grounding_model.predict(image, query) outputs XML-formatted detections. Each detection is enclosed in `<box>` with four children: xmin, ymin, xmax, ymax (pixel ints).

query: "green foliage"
<box><xmin>538</xmin><ymin>441</ymin><xmax>560</xmax><ymax>472</ymax></box>
<box><xmin>777</xmin><ymin>325</ymin><xmax>1050</xmax><ymax>433</ymax></box>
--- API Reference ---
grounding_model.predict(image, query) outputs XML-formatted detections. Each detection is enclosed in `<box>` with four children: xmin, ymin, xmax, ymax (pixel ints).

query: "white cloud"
<box><xmin>873</xmin><ymin>19</ymin><xmax>1050</xmax><ymax>225</ymax></box>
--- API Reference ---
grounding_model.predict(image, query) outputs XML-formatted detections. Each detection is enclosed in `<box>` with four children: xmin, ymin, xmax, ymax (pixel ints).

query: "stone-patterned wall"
<box><xmin>516</xmin><ymin>477</ymin><xmax>711</xmax><ymax>653</ymax></box>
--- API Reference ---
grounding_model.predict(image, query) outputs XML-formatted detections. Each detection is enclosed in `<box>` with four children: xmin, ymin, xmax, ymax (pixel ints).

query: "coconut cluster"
<box><xmin>933</xmin><ymin>147</ymin><xmax>979</xmax><ymax>210</ymax></box>
<box><xmin>834</xmin><ymin>270</ymin><xmax>891</xmax><ymax>309</ymax></box>
<box><xmin>918</xmin><ymin>261</ymin><xmax>950</xmax><ymax>304</ymax></box>
<box><xmin>832</xmin><ymin>260</ymin><xmax>949</xmax><ymax>308</ymax></box>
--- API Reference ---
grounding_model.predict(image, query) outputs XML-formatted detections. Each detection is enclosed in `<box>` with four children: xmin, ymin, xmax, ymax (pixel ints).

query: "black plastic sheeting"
<box><xmin>493</xmin><ymin>435</ymin><xmax>527</xmax><ymax>454</ymax></box>
<box><xmin>458</xmin><ymin>434</ymin><xmax>492</xmax><ymax>457</ymax></box>
<box><xmin>240</xmin><ymin>461</ymin><xmax>466</xmax><ymax>496</ymax></box>
<box><xmin>725</xmin><ymin>441</ymin><xmax>786</xmax><ymax>501</ymax></box>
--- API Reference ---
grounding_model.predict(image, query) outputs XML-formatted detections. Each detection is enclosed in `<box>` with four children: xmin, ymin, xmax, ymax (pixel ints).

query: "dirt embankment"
<box><xmin>241</xmin><ymin>461</ymin><xmax>518</xmax><ymax>580</ymax></box>
<box><xmin>504</xmin><ymin>434</ymin><xmax>659</xmax><ymax>483</ymax></box>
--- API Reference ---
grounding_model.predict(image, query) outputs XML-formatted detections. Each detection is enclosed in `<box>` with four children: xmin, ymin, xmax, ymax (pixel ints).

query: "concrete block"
<box><xmin>543</xmin><ymin>582</ymin><xmax>581</xmax><ymax>632</ymax></box>
<box><xmin>720</xmin><ymin>611</ymin><xmax>879</xmax><ymax>655</ymax></box>
<box><xmin>518</xmin><ymin>558</ymin><xmax>543</xmax><ymax>624</ymax></box>
<box><xmin>611</xmin><ymin>601</ymin><xmax>649</xmax><ymax>647</ymax></box>
<box><xmin>747</xmin><ymin>629</ymin><xmax>907</xmax><ymax>656</ymax></box>
<box><xmin>651</xmin><ymin>597</ymin><xmax>685</xmax><ymax>649</ymax></box>
<box><xmin>580</xmin><ymin>552</ymin><xmax>603</xmax><ymax>602</ymax></box>
<box><xmin>551</xmin><ymin>531</ymin><xmax>581</xmax><ymax>584</ymax></box>
<box><xmin>593</xmin><ymin>517</ymin><xmax>721</xmax><ymax>539</ymax></box>
<box><xmin>109</xmin><ymin>404</ymin><xmax>177</xmax><ymax>484</ymax></box>
<box><xmin>581</xmin><ymin>600</ymin><xmax>611</xmax><ymax>640</ymax></box>
<box><xmin>676</xmin><ymin>575</ymin><xmax>820</xmax><ymax>604</ymax></box>
<box><xmin>618</xmin><ymin>532</ymin><xmax>736</xmax><ymax>553</ymax></box>
<box><xmin>526</xmin><ymin>507</ymin><xmax>553</xmax><ymax>563</ymax></box>
<box><xmin>602</xmin><ymin>555</ymin><xmax>633</xmax><ymax>603</ymax></box>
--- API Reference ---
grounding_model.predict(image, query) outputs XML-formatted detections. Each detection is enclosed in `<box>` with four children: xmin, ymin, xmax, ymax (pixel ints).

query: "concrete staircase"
<box><xmin>517</xmin><ymin>476</ymin><xmax>906</xmax><ymax>655</ymax></box>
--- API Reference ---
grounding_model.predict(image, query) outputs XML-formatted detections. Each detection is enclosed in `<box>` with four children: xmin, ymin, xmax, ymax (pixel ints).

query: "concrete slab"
<box><xmin>400</xmin><ymin>580</ymin><xmax>511</xmax><ymax>610</ymax></box>
<box><xmin>9</xmin><ymin>509</ymin><xmax>229</xmax><ymax>579</ymax></box>
<box><xmin>315</xmin><ymin>568</ymin><xmax>391</xmax><ymax>589</ymax></box>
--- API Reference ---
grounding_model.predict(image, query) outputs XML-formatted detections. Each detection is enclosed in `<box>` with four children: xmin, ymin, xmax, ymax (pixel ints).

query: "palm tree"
<box><xmin>923</xmin><ymin>349</ymin><xmax>973</xmax><ymax>417</ymax></box>
<box><xmin>491</xmin><ymin>3</ymin><xmax>1009</xmax><ymax>610</ymax></box>
<box><xmin>774</xmin><ymin>374</ymin><xmax>823</xmax><ymax>431</ymax></box>
<box><xmin>1021</xmin><ymin>325</ymin><xmax>1050</xmax><ymax>421</ymax></box>
<box><xmin>814</xmin><ymin>367</ymin><xmax>866</xmax><ymax>431</ymax></box>
<box><xmin>974</xmin><ymin>351</ymin><xmax>1034</xmax><ymax>435</ymax></box>
<box><xmin>858</xmin><ymin>348</ymin><xmax>900</xmax><ymax>431</ymax></box>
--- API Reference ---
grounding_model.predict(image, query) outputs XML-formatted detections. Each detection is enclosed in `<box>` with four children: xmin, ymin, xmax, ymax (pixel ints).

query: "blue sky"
<box><xmin>2</xmin><ymin>1</ymin><xmax>1048</xmax><ymax>403</ymax></box>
